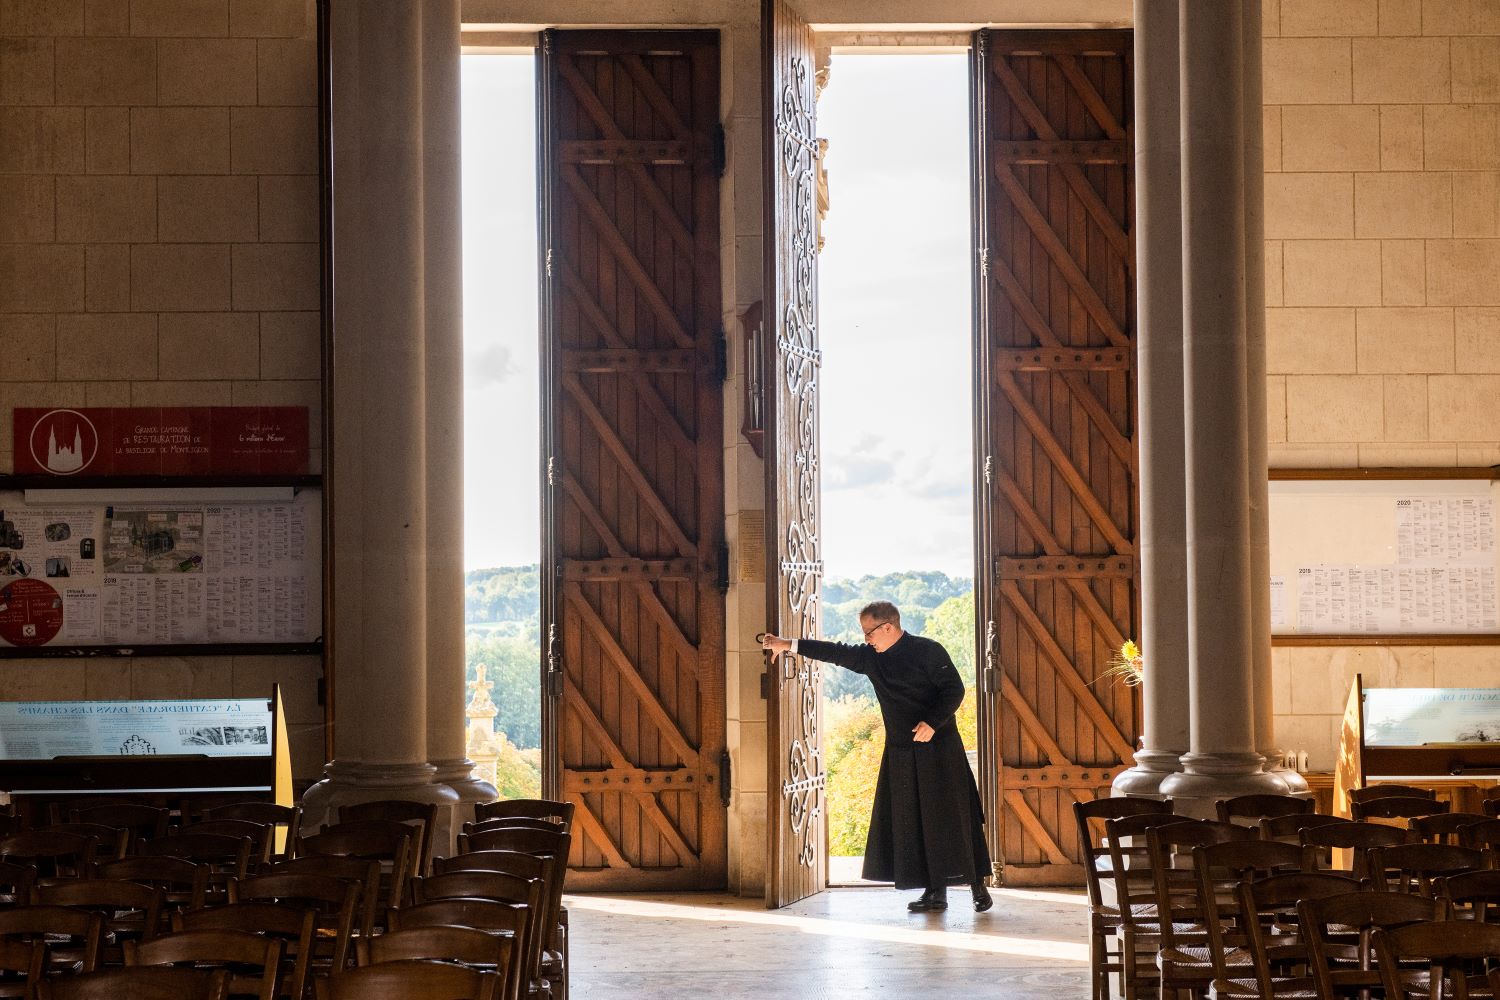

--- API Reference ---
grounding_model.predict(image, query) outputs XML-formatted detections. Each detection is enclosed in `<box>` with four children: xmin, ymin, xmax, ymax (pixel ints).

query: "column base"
<box><xmin>1158</xmin><ymin>751</ymin><xmax>1285</xmax><ymax>819</ymax></box>
<box><xmin>1263</xmin><ymin>755</ymin><xmax>1311</xmax><ymax>797</ymax></box>
<box><xmin>299</xmin><ymin>759</ymin><xmax>461</xmax><ymax>834</ymax></box>
<box><xmin>431</xmin><ymin>757</ymin><xmax>498</xmax><ymax>857</ymax></box>
<box><xmin>1110</xmin><ymin>749</ymin><xmax>1185</xmax><ymax>799</ymax></box>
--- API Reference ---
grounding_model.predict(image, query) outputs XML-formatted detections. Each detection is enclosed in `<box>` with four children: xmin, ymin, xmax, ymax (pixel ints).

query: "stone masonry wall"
<box><xmin>1263</xmin><ymin>0</ymin><xmax>1500</xmax><ymax>768</ymax></box>
<box><xmin>0</xmin><ymin>0</ymin><xmax>324</xmax><ymax>780</ymax></box>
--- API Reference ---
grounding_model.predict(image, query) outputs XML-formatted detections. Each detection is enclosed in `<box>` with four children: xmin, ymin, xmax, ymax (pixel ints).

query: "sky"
<box><xmin>459</xmin><ymin>53</ymin><xmax>975</xmax><ymax>580</ymax></box>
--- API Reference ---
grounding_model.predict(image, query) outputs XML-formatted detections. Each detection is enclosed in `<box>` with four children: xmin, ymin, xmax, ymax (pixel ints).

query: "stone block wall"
<box><xmin>1263</xmin><ymin>0</ymin><xmax>1500</xmax><ymax>767</ymax></box>
<box><xmin>0</xmin><ymin>0</ymin><xmax>325</xmax><ymax>780</ymax></box>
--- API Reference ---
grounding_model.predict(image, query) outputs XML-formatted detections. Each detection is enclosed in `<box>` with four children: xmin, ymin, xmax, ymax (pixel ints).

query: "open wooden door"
<box><xmin>762</xmin><ymin>0</ymin><xmax>827</xmax><ymax>909</ymax></box>
<box><xmin>538</xmin><ymin>29</ymin><xmax>728</xmax><ymax>891</ymax></box>
<box><xmin>972</xmin><ymin>29</ymin><xmax>1140</xmax><ymax>886</ymax></box>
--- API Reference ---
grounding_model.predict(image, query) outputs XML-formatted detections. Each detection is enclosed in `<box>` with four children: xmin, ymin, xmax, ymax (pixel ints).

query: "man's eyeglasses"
<box><xmin>862</xmin><ymin>621</ymin><xmax>892</xmax><ymax>639</ymax></box>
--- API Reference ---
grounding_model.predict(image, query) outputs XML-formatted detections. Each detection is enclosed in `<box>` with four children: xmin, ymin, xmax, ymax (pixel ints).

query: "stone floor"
<box><xmin>565</xmin><ymin>885</ymin><xmax>1092</xmax><ymax>998</ymax></box>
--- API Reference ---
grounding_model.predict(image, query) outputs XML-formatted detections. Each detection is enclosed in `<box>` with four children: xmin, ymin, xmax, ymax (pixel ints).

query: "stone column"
<box><xmin>419</xmin><ymin>0</ymin><xmax>497</xmax><ymax>851</ymax></box>
<box><xmin>1241</xmin><ymin>0</ymin><xmax>1302</xmax><ymax>795</ymax></box>
<box><xmin>1160</xmin><ymin>0</ymin><xmax>1282</xmax><ymax>812</ymax></box>
<box><xmin>1113</xmin><ymin>0</ymin><xmax>1190</xmax><ymax>799</ymax></box>
<box><xmin>301</xmin><ymin>0</ymin><xmax>459</xmax><ymax>831</ymax></box>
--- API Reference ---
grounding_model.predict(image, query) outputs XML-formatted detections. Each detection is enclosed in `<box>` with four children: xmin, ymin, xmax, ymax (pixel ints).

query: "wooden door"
<box><xmin>972</xmin><ymin>29</ymin><xmax>1139</xmax><ymax>886</ymax></box>
<box><xmin>763</xmin><ymin>0</ymin><xmax>827</xmax><ymax>909</ymax></box>
<box><xmin>538</xmin><ymin>29</ymin><xmax>727</xmax><ymax>891</ymax></box>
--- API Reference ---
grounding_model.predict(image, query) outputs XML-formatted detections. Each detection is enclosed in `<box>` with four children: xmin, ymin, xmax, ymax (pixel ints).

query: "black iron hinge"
<box><xmin>718</xmin><ymin>749</ymin><xmax>732</xmax><ymax>808</ymax></box>
<box><xmin>716</xmin><ymin>542</ymin><xmax>730</xmax><ymax>594</ymax></box>
<box><xmin>713</xmin><ymin>328</ymin><xmax>729</xmax><ymax>383</ymax></box>
<box><xmin>712</xmin><ymin>122</ymin><xmax>727</xmax><ymax>178</ymax></box>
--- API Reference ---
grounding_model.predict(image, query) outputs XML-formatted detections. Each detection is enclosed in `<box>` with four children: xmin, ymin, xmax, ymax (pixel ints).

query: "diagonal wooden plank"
<box><xmin>556</xmin><ymin>58</ymin><xmax>697</xmax><ymax>252</ymax></box>
<box><xmin>1003</xmin><ymin>789</ymin><xmax>1071</xmax><ymax>865</ymax></box>
<box><xmin>564</xmin><ymin>684</ymin><xmax>631</xmax><ymax>770</ymax></box>
<box><xmin>993</xmin><ymin>164</ymin><xmax>1129</xmax><ymax>349</ymax></box>
<box><xmin>1001</xmin><ymin>579</ymin><xmax>1136</xmax><ymax>762</ymax></box>
<box><xmin>995</xmin><ymin>370</ymin><xmax>1133</xmax><ymax>553</ymax></box>
<box><xmin>620</xmin><ymin>55</ymin><xmax>691</xmax><ymax>140</ymax></box>
<box><xmin>990</xmin><ymin>463</ymin><xmax>1130</xmax><ymax>652</ymax></box>
<box><xmin>562</xmin><ymin>166</ymin><xmax>695</xmax><ymax>349</ymax></box>
<box><xmin>565</xmin><ymin>372</ymin><xmax>697</xmax><ymax>557</ymax></box>
<box><xmin>563</xmin><ymin>369</ymin><xmax>695</xmax><ymax>480</ymax></box>
<box><xmin>558</xmin><ymin>259</ymin><xmax>697</xmax><ymax>454</ymax></box>
<box><xmin>571</xmin><ymin>797</ymin><xmax>631</xmax><ymax>868</ymax></box>
<box><xmin>565</xmin><ymin>581</ymin><xmax>699</xmax><ymax>766</ymax></box>
<box><xmin>633</xmin><ymin>790</ymin><xmax>701</xmax><ymax>867</ymax></box>
<box><xmin>631</xmin><ymin>578</ymin><xmax>701</xmax><ymax>673</ymax></box>
<box><xmin>989</xmin><ymin>56</ymin><xmax>1131</xmax><ymax>261</ymax></box>
<box><xmin>999</xmin><ymin>674</ymin><xmax>1068</xmax><ymax>764</ymax></box>
<box><xmin>561</xmin><ymin>474</ymin><xmax>627</xmax><ymax>559</ymax></box>
<box><xmin>1054</xmin><ymin>54</ymin><xmax>1126</xmax><ymax>140</ymax></box>
<box><xmin>990</xmin><ymin>257</ymin><xmax>1135</xmax><ymax>468</ymax></box>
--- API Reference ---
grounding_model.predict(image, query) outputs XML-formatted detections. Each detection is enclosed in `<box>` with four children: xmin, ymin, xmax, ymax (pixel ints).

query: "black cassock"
<box><xmin>800</xmin><ymin>632</ymin><xmax>991</xmax><ymax>890</ymax></box>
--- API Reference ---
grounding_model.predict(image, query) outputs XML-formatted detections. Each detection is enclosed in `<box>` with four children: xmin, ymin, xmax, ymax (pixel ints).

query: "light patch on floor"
<box><xmin>565</xmin><ymin>887</ymin><xmax>1091</xmax><ymax>998</ymax></box>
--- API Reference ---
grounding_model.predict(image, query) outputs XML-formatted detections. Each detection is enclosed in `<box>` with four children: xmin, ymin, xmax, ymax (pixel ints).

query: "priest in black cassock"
<box><xmin>761</xmin><ymin>600</ymin><xmax>993</xmax><ymax>913</ymax></box>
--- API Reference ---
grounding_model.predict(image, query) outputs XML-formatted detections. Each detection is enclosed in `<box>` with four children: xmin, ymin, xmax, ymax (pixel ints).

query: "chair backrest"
<box><xmin>296</xmin><ymin>821</ymin><xmax>412</xmax><ymax>917</ymax></box>
<box><xmin>34</xmin><ymin>878</ymin><xmax>165</xmax><ymax>945</ymax></box>
<box><xmin>1146</xmin><ymin>820</ymin><xmax>1258</xmax><ymax>949</ymax></box>
<box><xmin>433</xmin><ymin>851</ymin><xmax>548</xmax><ymax>880</ymax></box>
<box><xmin>0</xmin><ymin>905</ymin><xmax>106</xmax><ymax>975</ymax></box>
<box><xmin>356</xmin><ymin>927</ymin><xmax>516</xmax><ymax>1000</ymax></box>
<box><xmin>474</xmin><ymin>799</ymin><xmax>576</xmax><ymax>829</ymax></box>
<box><xmin>389</xmin><ymin>898</ymin><xmax>528</xmax><ymax>938</ymax></box>
<box><xmin>1409</xmin><ymin>812</ymin><xmax>1490</xmax><ymax>845</ymax></box>
<box><xmin>1299</xmin><ymin>890</ymin><xmax>1445</xmax><ymax>999</ymax></box>
<box><xmin>337</xmin><ymin>801</ymin><xmax>438</xmax><ymax>877</ymax></box>
<box><xmin>311</xmin><ymin>960</ymin><xmax>498</xmax><ymax>1000</ymax></box>
<box><xmin>1436</xmin><ymin>869</ymin><xmax>1500</xmax><ymax>923</ymax></box>
<box><xmin>464</xmin><ymin>818</ymin><xmax>565</xmax><ymax>841</ymax></box>
<box><xmin>1214</xmin><ymin>794</ymin><xmax>1315</xmax><ymax>824</ymax></box>
<box><xmin>126</xmin><ymin>930</ymin><xmax>283</xmax><ymax>1000</ymax></box>
<box><xmin>229</xmin><ymin>873</ymin><xmax>360</xmax><ymax>972</ymax></box>
<box><xmin>1301</xmin><ymin>820</ymin><xmax>1409</xmax><ymax>877</ymax></box>
<box><xmin>1375</xmin><ymin>920</ymin><xmax>1500</xmax><ymax>999</ymax></box>
<box><xmin>1070</xmin><ymin>797</ymin><xmax>1174</xmax><ymax>907</ymax></box>
<box><xmin>409</xmin><ymin>869</ymin><xmax>546</xmax><ymax>988</ymax></box>
<box><xmin>0</xmin><ymin>938</ymin><xmax>44</xmax><ymax>992</ymax></box>
<box><xmin>1191</xmin><ymin>839</ymin><xmax>1305</xmax><ymax>980</ymax></box>
<box><xmin>1457</xmin><ymin>817</ymin><xmax>1500</xmax><ymax>850</ymax></box>
<box><xmin>96</xmin><ymin>856</ymin><xmax>210</xmax><ymax>912</ymax></box>
<box><xmin>200</xmin><ymin>804</ymin><xmax>301</xmax><ymax>860</ymax></box>
<box><xmin>0</xmin><ymin>831</ymin><xmax>97</xmax><ymax>877</ymax></box>
<box><xmin>173</xmin><ymin>903</ymin><xmax>315</xmax><ymax>1000</ymax></box>
<box><xmin>451</xmin><ymin>826</ymin><xmax>569</xmax><ymax>957</ymax></box>
<box><xmin>1258</xmin><ymin>812</ymin><xmax>1348</xmax><ymax>843</ymax></box>
<box><xmin>1354</xmin><ymin>795</ymin><xmax>1452</xmax><ymax>822</ymax></box>
<box><xmin>1370</xmin><ymin>842</ymin><xmax>1487</xmax><ymax>893</ymax></box>
<box><xmin>1101</xmin><ymin>813</ymin><xmax>1186</xmax><ymax>934</ymax></box>
<box><xmin>36</xmin><ymin>967</ymin><xmax>229</xmax><ymax>1000</ymax></box>
<box><xmin>141</xmin><ymin>834</ymin><xmax>253</xmax><ymax>881</ymax></box>
<box><xmin>1237</xmin><ymin>873</ymin><xmax>1360</xmax><ymax>996</ymax></box>
<box><xmin>0</xmin><ymin>861</ymin><xmax>36</xmax><ymax>906</ymax></box>
<box><xmin>68</xmin><ymin>803</ymin><xmax>171</xmax><ymax>842</ymax></box>
<box><xmin>262</xmin><ymin>857</ymin><xmax>383</xmax><ymax>939</ymax></box>
<box><xmin>180</xmin><ymin>821</ymin><xmax>274</xmax><ymax>867</ymax></box>
<box><xmin>1485</xmin><ymin>798</ymin><xmax>1500</xmax><ymax>819</ymax></box>
<box><xmin>1349</xmin><ymin>784</ymin><xmax>1438</xmax><ymax>803</ymax></box>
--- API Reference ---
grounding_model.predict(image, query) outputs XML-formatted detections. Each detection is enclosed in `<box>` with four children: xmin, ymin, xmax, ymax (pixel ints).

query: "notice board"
<box><xmin>1269</xmin><ymin>477</ymin><xmax>1500</xmax><ymax>639</ymax></box>
<box><xmin>0</xmin><ymin>489</ymin><xmax>322</xmax><ymax>650</ymax></box>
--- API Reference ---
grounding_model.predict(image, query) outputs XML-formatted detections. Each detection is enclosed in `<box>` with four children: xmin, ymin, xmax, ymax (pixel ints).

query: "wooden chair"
<box><xmin>141</xmin><ymin>834</ymin><xmax>254</xmax><ymax>900</ymax></box>
<box><xmin>296</xmin><ymin>822</ymin><xmax>412</xmax><ymax>925</ymax></box>
<box><xmin>200</xmin><ymin>806</ymin><xmax>301</xmax><ymax>863</ymax></box>
<box><xmin>1369</xmin><ymin>843</ymin><xmax>1487</xmax><ymax>894</ymax></box>
<box><xmin>454</xmin><ymin>827</ymin><xmax>570</xmax><ymax>1000</ymax></box>
<box><xmin>1375</xmin><ymin>920</ymin><xmax>1500</xmax><ymax>998</ymax></box>
<box><xmin>1102</xmin><ymin>813</ymin><xmax>1187</xmax><ymax>1000</ymax></box>
<box><xmin>126</xmin><ymin>930</ymin><xmax>284</xmax><ymax>1000</ymax></box>
<box><xmin>35</xmin><ymin>967</ymin><xmax>229</xmax><ymax>1000</ymax></box>
<box><xmin>1257</xmin><ymin>812</ymin><xmax>1347</xmax><ymax>845</ymax></box>
<box><xmin>356</xmin><ymin>927</ymin><xmax>519</xmax><ymax>1000</ymax></box>
<box><xmin>1215</xmin><ymin>794</ymin><xmax>1315</xmax><ymax>826</ymax></box>
<box><xmin>0</xmin><ymin>862</ymin><xmax>36</xmax><ymax>908</ymax></box>
<box><xmin>228</xmin><ymin>874</ymin><xmax>359</xmax><ymax>974</ymax></box>
<box><xmin>408</xmin><ymin>870</ymin><xmax>545</xmax><ymax>998</ymax></box>
<box><xmin>260</xmin><ymin>857</ymin><xmax>383</xmax><ymax>940</ymax></box>
<box><xmin>1353</xmin><ymin>796</ymin><xmax>1451</xmax><ymax>824</ymax></box>
<box><xmin>33</xmin><ymin>878</ymin><xmax>165</xmax><ymax>963</ymax></box>
<box><xmin>0</xmin><ymin>940</ymin><xmax>44</xmax><ymax>1000</ymax></box>
<box><xmin>1411</xmin><ymin>813</ymin><xmax>1492</xmax><ymax>846</ymax></box>
<box><xmin>1188</xmin><ymin>840</ymin><xmax>1306</xmax><ymax>993</ymax></box>
<box><xmin>1350</xmin><ymin>784</ymin><xmax>1438</xmax><ymax>803</ymax></box>
<box><xmin>96</xmin><ymin>857</ymin><xmax>210</xmax><ymax>914</ymax></box>
<box><xmin>474</xmin><ymin>800</ymin><xmax>574</xmax><ymax>830</ymax></box>
<box><xmin>1300</xmin><ymin>891</ymin><xmax>1446</xmax><ymax>999</ymax></box>
<box><xmin>337</xmin><ymin>801</ymin><xmax>438</xmax><ymax>878</ymax></box>
<box><xmin>0</xmin><ymin>906</ymin><xmax>105</xmax><ymax>977</ymax></box>
<box><xmin>180</xmin><ymin>822</ymin><xmax>274</xmax><ymax>868</ymax></box>
<box><xmin>1146</xmin><ymin>820</ymin><xmax>1260</xmax><ymax>998</ymax></box>
<box><xmin>1301</xmin><ymin>820</ymin><xmax>1408</xmax><ymax>878</ymax></box>
<box><xmin>0</xmin><ymin>832</ymin><xmax>97</xmax><ymax>879</ymax></box>
<box><xmin>1458</xmin><ymin>818</ymin><xmax>1500</xmax><ymax>852</ymax></box>
<box><xmin>463</xmin><ymin>818</ymin><xmax>565</xmax><ymax>842</ymax></box>
<box><xmin>387</xmin><ymin>897</ymin><xmax>527</xmax><ymax>1000</ymax></box>
<box><xmin>434</xmin><ymin>851</ymin><xmax>549</xmax><ymax>881</ymax></box>
<box><xmin>1438</xmin><ymin>870</ymin><xmax>1500</xmax><ymax>923</ymax></box>
<box><xmin>311</xmin><ymin>961</ymin><xmax>499</xmax><ymax>1000</ymax></box>
<box><xmin>67</xmin><ymin>804</ymin><xmax>170</xmax><ymax>846</ymax></box>
<box><xmin>1214</xmin><ymin>872</ymin><xmax>1360</xmax><ymax>998</ymax></box>
<box><xmin>173</xmin><ymin>903</ymin><xmax>315</xmax><ymax>1000</ymax></box>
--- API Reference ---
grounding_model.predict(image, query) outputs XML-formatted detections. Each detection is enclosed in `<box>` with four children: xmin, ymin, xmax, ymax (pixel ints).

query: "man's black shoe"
<box><xmin>972</xmin><ymin>885</ymin><xmax>994</xmax><ymax>912</ymax></box>
<box><xmin>908</xmin><ymin>890</ymin><xmax>948</xmax><ymax>912</ymax></box>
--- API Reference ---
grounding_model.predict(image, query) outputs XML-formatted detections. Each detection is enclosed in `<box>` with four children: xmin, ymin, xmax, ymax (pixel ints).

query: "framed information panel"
<box><xmin>1269</xmin><ymin>474</ymin><xmax>1500</xmax><ymax>641</ymax></box>
<box><xmin>0</xmin><ymin>488</ymin><xmax>322</xmax><ymax>653</ymax></box>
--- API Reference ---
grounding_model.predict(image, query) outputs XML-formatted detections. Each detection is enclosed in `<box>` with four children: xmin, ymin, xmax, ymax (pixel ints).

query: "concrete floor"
<box><xmin>565</xmin><ymin>886</ymin><xmax>1092</xmax><ymax>998</ymax></box>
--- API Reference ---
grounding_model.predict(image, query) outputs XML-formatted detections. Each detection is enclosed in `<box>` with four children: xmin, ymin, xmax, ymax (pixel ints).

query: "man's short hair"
<box><xmin>859</xmin><ymin>601</ymin><xmax>901</xmax><ymax>627</ymax></box>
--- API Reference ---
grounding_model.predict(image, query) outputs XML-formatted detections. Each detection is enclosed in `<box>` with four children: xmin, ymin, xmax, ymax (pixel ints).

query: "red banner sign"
<box><xmin>13</xmin><ymin>407</ymin><xmax>310</xmax><ymax>477</ymax></box>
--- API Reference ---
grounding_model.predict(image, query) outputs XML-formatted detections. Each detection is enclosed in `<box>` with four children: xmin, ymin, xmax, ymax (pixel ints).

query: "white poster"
<box><xmin>0</xmin><ymin>699</ymin><xmax>274</xmax><ymax>760</ymax></box>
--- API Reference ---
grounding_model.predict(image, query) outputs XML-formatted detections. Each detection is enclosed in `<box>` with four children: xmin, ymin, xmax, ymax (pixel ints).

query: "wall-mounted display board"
<box><xmin>0</xmin><ymin>488</ymin><xmax>322</xmax><ymax>655</ymax></box>
<box><xmin>1269</xmin><ymin>472</ymin><xmax>1500</xmax><ymax>643</ymax></box>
